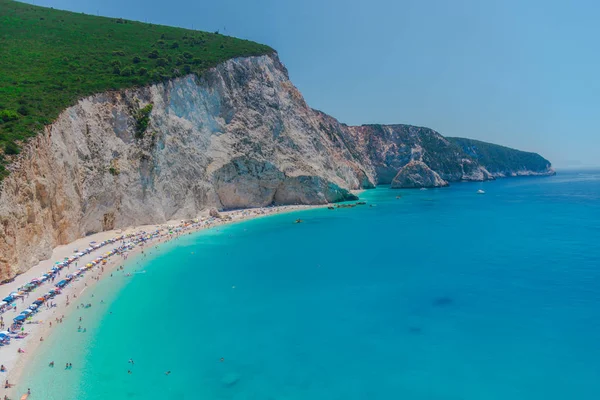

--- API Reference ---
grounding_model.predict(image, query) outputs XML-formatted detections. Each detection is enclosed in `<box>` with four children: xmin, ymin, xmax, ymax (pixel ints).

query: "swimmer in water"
<box><xmin>165</xmin><ymin>371</ymin><xmax>171</xmax><ymax>376</ymax></box>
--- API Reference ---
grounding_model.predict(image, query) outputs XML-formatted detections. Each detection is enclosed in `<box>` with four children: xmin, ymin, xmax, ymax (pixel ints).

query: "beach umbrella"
<box><xmin>13</xmin><ymin>315</ymin><xmax>26</xmax><ymax>322</ymax></box>
<box><xmin>29</xmin><ymin>304</ymin><xmax>37</xmax><ymax>310</ymax></box>
<box><xmin>20</xmin><ymin>310</ymin><xmax>32</xmax><ymax>315</ymax></box>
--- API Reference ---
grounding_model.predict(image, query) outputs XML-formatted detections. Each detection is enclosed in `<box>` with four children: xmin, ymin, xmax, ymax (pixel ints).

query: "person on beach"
<box><xmin>0</xmin><ymin>365</ymin><xmax>5</xmax><ymax>372</ymax></box>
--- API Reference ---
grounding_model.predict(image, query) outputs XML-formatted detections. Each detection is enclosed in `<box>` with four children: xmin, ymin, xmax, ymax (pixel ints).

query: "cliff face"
<box><xmin>390</xmin><ymin>161</ymin><xmax>449</xmax><ymax>188</ymax></box>
<box><xmin>447</xmin><ymin>137</ymin><xmax>555</xmax><ymax>177</ymax></box>
<box><xmin>340</xmin><ymin>124</ymin><xmax>493</xmax><ymax>184</ymax></box>
<box><xmin>0</xmin><ymin>53</ymin><xmax>553</xmax><ymax>280</ymax></box>
<box><xmin>0</xmin><ymin>54</ymin><xmax>366</xmax><ymax>280</ymax></box>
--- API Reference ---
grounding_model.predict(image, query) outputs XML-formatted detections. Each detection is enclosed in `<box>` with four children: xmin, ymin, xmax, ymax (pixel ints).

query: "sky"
<box><xmin>24</xmin><ymin>0</ymin><xmax>600</xmax><ymax>167</ymax></box>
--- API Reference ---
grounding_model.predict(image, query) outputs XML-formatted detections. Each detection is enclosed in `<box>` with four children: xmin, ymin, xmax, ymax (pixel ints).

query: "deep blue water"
<box><xmin>19</xmin><ymin>170</ymin><xmax>600</xmax><ymax>399</ymax></box>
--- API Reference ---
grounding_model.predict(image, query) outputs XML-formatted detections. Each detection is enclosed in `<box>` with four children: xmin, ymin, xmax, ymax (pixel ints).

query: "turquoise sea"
<box><xmin>17</xmin><ymin>170</ymin><xmax>600</xmax><ymax>399</ymax></box>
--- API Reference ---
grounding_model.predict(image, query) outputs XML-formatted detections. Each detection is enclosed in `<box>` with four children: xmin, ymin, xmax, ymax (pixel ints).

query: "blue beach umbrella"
<box><xmin>13</xmin><ymin>315</ymin><xmax>26</xmax><ymax>322</ymax></box>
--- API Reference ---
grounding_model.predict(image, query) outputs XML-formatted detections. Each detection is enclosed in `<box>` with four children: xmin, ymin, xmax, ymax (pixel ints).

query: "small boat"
<box><xmin>294</xmin><ymin>219</ymin><xmax>303</xmax><ymax>224</ymax></box>
<box><xmin>327</xmin><ymin>206</ymin><xmax>335</xmax><ymax>210</ymax></box>
<box><xmin>356</xmin><ymin>201</ymin><xmax>366</xmax><ymax>205</ymax></box>
<box><xmin>477</xmin><ymin>189</ymin><xmax>485</xmax><ymax>194</ymax></box>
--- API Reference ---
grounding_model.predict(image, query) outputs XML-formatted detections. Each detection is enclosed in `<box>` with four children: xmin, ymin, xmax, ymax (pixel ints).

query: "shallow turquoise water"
<box><xmin>18</xmin><ymin>171</ymin><xmax>600</xmax><ymax>399</ymax></box>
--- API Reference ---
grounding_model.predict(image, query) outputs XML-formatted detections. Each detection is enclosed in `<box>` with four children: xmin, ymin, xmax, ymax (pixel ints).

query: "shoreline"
<box><xmin>1</xmin><ymin>202</ymin><xmax>332</xmax><ymax>398</ymax></box>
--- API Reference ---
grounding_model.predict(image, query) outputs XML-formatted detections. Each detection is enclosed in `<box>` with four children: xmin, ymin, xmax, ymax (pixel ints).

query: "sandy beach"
<box><xmin>0</xmin><ymin>203</ymin><xmax>329</xmax><ymax>398</ymax></box>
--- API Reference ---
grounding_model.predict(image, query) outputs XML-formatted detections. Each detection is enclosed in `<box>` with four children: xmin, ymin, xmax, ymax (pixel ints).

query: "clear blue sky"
<box><xmin>25</xmin><ymin>0</ymin><xmax>600</xmax><ymax>167</ymax></box>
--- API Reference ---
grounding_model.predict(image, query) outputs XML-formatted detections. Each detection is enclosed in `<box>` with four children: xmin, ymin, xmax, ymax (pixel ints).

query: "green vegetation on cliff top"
<box><xmin>447</xmin><ymin>137</ymin><xmax>552</xmax><ymax>173</ymax></box>
<box><xmin>0</xmin><ymin>0</ymin><xmax>273</xmax><ymax>179</ymax></box>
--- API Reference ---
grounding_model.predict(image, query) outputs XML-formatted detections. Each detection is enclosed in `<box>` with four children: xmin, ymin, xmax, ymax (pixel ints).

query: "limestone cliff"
<box><xmin>340</xmin><ymin>124</ymin><xmax>493</xmax><ymax>184</ymax></box>
<box><xmin>390</xmin><ymin>161</ymin><xmax>449</xmax><ymax>188</ymax></box>
<box><xmin>0</xmin><ymin>53</ymin><xmax>553</xmax><ymax>280</ymax></box>
<box><xmin>447</xmin><ymin>137</ymin><xmax>555</xmax><ymax>177</ymax></box>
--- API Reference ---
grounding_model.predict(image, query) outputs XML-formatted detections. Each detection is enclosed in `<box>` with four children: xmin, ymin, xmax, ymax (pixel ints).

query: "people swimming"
<box><xmin>165</xmin><ymin>371</ymin><xmax>171</xmax><ymax>376</ymax></box>
<box><xmin>49</xmin><ymin>361</ymin><xmax>55</xmax><ymax>367</ymax></box>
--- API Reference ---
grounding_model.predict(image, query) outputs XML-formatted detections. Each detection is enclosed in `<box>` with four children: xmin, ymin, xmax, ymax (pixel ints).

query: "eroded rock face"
<box><xmin>213</xmin><ymin>158</ymin><xmax>285</xmax><ymax>209</ymax></box>
<box><xmin>0</xmin><ymin>54</ymin><xmax>373</xmax><ymax>280</ymax></box>
<box><xmin>341</xmin><ymin>124</ymin><xmax>492</xmax><ymax>184</ymax></box>
<box><xmin>390</xmin><ymin>161</ymin><xmax>449</xmax><ymax>188</ymax></box>
<box><xmin>0</xmin><ymin>53</ymin><xmax>553</xmax><ymax>280</ymax></box>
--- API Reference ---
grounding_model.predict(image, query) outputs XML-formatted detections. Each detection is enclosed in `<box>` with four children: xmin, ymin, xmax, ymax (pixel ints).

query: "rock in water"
<box><xmin>390</xmin><ymin>161</ymin><xmax>449</xmax><ymax>188</ymax></box>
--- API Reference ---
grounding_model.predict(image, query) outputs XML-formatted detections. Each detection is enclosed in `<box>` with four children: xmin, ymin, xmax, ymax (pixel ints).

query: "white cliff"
<box><xmin>0</xmin><ymin>53</ymin><xmax>554</xmax><ymax>280</ymax></box>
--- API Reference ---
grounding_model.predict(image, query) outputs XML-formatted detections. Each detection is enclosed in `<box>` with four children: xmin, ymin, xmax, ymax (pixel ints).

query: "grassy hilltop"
<box><xmin>0</xmin><ymin>0</ymin><xmax>273</xmax><ymax>178</ymax></box>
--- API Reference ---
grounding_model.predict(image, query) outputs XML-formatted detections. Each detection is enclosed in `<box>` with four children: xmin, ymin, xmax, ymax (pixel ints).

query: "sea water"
<box><xmin>16</xmin><ymin>170</ymin><xmax>600</xmax><ymax>399</ymax></box>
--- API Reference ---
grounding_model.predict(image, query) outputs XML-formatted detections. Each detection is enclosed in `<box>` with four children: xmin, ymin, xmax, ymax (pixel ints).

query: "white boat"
<box><xmin>477</xmin><ymin>189</ymin><xmax>485</xmax><ymax>194</ymax></box>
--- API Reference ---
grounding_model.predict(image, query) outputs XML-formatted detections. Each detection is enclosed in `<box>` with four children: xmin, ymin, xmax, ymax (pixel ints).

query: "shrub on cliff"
<box><xmin>120</xmin><ymin>66</ymin><xmax>134</xmax><ymax>77</ymax></box>
<box><xmin>0</xmin><ymin>110</ymin><xmax>19</xmax><ymax>123</ymax></box>
<box><xmin>4</xmin><ymin>141</ymin><xmax>20</xmax><ymax>155</ymax></box>
<box><xmin>135</xmin><ymin>104</ymin><xmax>153</xmax><ymax>138</ymax></box>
